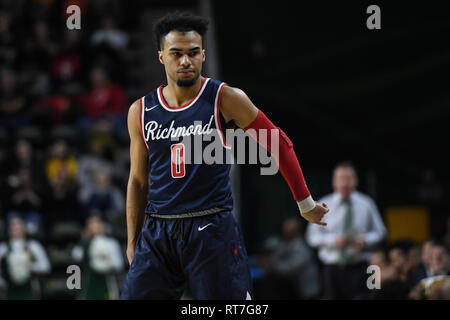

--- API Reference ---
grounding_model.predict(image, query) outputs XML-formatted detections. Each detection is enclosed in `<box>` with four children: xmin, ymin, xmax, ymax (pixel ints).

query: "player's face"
<box><xmin>332</xmin><ymin>167</ymin><xmax>358</xmax><ymax>199</ymax></box>
<box><xmin>158</xmin><ymin>30</ymin><xmax>205</xmax><ymax>87</ymax></box>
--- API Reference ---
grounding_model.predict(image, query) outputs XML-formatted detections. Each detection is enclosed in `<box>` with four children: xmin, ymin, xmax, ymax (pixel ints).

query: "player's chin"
<box><xmin>176</xmin><ymin>73</ymin><xmax>198</xmax><ymax>87</ymax></box>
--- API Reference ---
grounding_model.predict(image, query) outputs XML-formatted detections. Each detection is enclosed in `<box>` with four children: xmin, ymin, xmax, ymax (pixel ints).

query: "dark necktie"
<box><xmin>339</xmin><ymin>199</ymin><xmax>353</xmax><ymax>265</ymax></box>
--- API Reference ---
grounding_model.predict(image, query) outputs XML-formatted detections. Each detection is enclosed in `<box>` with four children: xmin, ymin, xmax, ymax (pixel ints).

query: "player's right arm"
<box><xmin>125</xmin><ymin>99</ymin><xmax>149</xmax><ymax>265</ymax></box>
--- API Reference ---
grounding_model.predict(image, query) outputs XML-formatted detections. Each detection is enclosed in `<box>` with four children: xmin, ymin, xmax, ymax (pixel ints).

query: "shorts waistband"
<box><xmin>147</xmin><ymin>207</ymin><xmax>227</xmax><ymax>219</ymax></box>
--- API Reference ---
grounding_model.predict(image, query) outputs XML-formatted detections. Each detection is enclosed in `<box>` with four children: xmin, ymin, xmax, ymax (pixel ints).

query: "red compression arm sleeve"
<box><xmin>243</xmin><ymin>110</ymin><xmax>311</xmax><ymax>201</ymax></box>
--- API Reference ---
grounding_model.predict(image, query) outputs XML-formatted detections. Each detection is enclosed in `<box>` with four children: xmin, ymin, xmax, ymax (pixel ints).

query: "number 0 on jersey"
<box><xmin>171</xmin><ymin>143</ymin><xmax>185</xmax><ymax>178</ymax></box>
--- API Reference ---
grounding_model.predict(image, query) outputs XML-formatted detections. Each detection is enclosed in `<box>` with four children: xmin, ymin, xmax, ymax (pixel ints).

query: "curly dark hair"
<box><xmin>153</xmin><ymin>11</ymin><xmax>209</xmax><ymax>50</ymax></box>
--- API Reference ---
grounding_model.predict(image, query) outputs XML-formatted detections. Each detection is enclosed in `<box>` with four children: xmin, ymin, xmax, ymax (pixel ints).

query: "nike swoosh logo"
<box><xmin>198</xmin><ymin>223</ymin><xmax>212</xmax><ymax>232</ymax></box>
<box><xmin>145</xmin><ymin>104</ymin><xmax>159</xmax><ymax>112</ymax></box>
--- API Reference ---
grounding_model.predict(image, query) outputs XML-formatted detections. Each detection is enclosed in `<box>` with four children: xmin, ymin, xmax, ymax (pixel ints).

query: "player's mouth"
<box><xmin>178</xmin><ymin>69</ymin><xmax>195</xmax><ymax>75</ymax></box>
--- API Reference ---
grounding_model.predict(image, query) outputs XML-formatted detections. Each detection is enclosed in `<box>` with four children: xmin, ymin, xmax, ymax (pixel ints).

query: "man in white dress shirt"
<box><xmin>306</xmin><ymin>162</ymin><xmax>387</xmax><ymax>299</ymax></box>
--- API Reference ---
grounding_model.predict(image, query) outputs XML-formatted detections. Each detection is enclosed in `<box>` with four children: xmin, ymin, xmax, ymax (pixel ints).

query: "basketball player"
<box><xmin>120</xmin><ymin>12</ymin><xmax>329</xmax><ymax>300</ymax></box>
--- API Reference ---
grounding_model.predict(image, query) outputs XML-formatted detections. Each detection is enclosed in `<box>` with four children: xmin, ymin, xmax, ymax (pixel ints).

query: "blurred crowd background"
<box><xmin>0</xmin><ymin>0</ymin><xmax>448</xmax><ymax>300</ymax></box>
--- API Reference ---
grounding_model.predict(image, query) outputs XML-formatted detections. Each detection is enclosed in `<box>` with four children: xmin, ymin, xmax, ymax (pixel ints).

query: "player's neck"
<box><xmin>163</xmin><ymin>76</ymin><xmax>205</xmax><ymax>108</ymax></box>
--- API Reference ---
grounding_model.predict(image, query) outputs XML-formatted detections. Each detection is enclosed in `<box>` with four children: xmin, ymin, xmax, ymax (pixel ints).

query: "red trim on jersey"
<box><xmin>244</xmin><ymin>110</ymin><xmax>311</xmax><ymax>201</ymax></box>
<box><xmin>216</xmin><ymin>83</ymin><xmax>231</xmax><ymax>148</ymax></box>
<box><xmin>158</xmin><ymin>77</ymin><xmax>208</xmax><ymax>110</ymax></box>
<box><xmin>140</xmin><ymin>98</ymin><xmax>148</xmax><ymax>150</ymax></box>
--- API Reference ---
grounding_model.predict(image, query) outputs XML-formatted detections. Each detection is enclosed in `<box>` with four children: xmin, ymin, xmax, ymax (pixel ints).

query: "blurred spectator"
<box><xmin>85</xmin><ymin>0</ymin><xmax>122</xmax><ymax>27</ymax></box>
<box><xmin>50</xmin><ymin>30</ymin><xmax>85</xmax><ymax>94</ymax></box>
<box><xmin>406</xmin><ymin>245</ymin><xmax>422</xmax><ymax>277</ymax></box>
<box><xmin>77</xmin><ymin>136</ymin><xmax>115</xmax><ymax>191</ymax></box>
<box><xmin>6</xmin><ymin>139</ymin><xmax>44</xmax><ymax>178</ymax></box>
<box><xmin>426</xmin><ymin>276</ymin><xmax>450</xmax><ymax>300</ymax></box>
<box><xmin>0</xmin><ymin>69</ymin><xmax>29</xmax><ymax>129</ymax></box>
<box><xmin>368</xmin><ymin>245</ymin><xmax>417</xmax><ymax>300</ymax></box>
<box><xmin>387</xmin><ymin>241</ymin><xmax>427</xmax><ymax>291</ymax></box>
<box><xmin>71</xmin><ymin>215</ymin><xmax>124</xmax><ymax>299</ymax></box>
<box><xmin>33</xmin><ymin>93</ymin><xmax>83</xmax><ymax>125</ymax></box>
<box><xmin>388</xmin><ymin>244</ymin><xmax>409</xmax><ymax>281</ymax></box>
<box><xmin>408</xmin><ymin>240</ymin><xmax>434</xmax><ymax>288</ymax></box>
<box><xmin>25</xmin><ymin>0</ymin><xmax>59</xmax><ymax>20</ymax></box>
<box><xmin>368</xmin><ymin>248</ymin><xmax>398</xmax><ymax>284</ymax></box>
<box><xmin>20</xmin><ymin>20</ymin><xmax>56</xmax><ymax>72</ymax></box>
<box><xmin>408</xmin><ymin>240</ymin><xmax>450</xmax><ymax>299</ymax></box>
<box><xmin>18</xmin><ymin>19</ymin><xmax>56</xmax><ymax>98</ymax></box>
<box><xmin>429</xmin><ymin>240</ymin><xmax>449</xmax><ymax>277</ymax></box>
<box><xmin>0</xmin><ymin>0</ymin><xmax>134</xmax><ymax>301</ymax></box>
<box><xmin>111</xmin><ymin>144</ymin><xmax>131</xmax><ymax>188</ymax></box>
<box><xmin>0</xmin><ymin>216</ymin><xmax>50</xmax><ymax>299</ymax></box>
<box><xmin>43</xmin><ymin>164</ymin><xmax>81</xmax><ymax>228</ymax></box>
<box><xmin>80</xmin><ymin>169</ymin><xmax>124</xmax><ymax>225</ymax></box>
<box><xmin>253</xmin><ymin>217</ymin><xmax>320</xmax><ymax>299</ymax></box>
<box><xmin>409</xmin><ymin>275</ymin><xmax>450</xmax><ymax>300</ymax></box>
<box><xmin>306</xmin><ymin>161</ymin><xmax>387</xmax><ymax>299</ymax></box>
<box><xmin>78</xmin><ymin>66</ymin><xmax>127</xmax><ymax>119</ymax></box>
<box><xmin>45</xmin><ymin>139</ymin><xmax>78</xmax><ymax>185</ymax></box>
<box><xmin>88</xmin><ymin>15</ymin><xmax>129</xmax><ymax>82</ymax></box>
<box><xmin>0</xmin><ymin>10</ymin><xmax>18</xmax><ymax>67</ymax></box>
<box><xmin>76</xmin><ymin>67</ymin><xmax>128</xmax><ymax>139</ymax></box>
<box><xmin>91</xmin><ymin>16</ymin><xmax>129</xmax><ymax>52</ymax></box>
<box><xmin>6</xmin><ymin>168</ymin><xmax>44</xmax><ymax>236</ymax></box>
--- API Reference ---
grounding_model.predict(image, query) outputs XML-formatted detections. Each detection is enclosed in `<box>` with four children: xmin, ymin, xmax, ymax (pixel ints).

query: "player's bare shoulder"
<box><xmin>127</xmin><ymin>99</ymin><xmax>144</xmax><ymax>139</ymax></box>
<box><xmin>128</xmin><ymin>99</ymin><xmax>141</xmax><ymax>120</ymax></box>
<box><xmin>221</xmin><ymin>86</ymin><xmax>248</xmax><ymax>107</ymax></box>
<box><xmin>128</xmin><ymin>98</ymin><xmax>149</xmax><ymax>162</ymax></box>
<box><xmin>220</xmin><ymin>85</ymin><xmax>258</xmax><ymax>128</ymax></box>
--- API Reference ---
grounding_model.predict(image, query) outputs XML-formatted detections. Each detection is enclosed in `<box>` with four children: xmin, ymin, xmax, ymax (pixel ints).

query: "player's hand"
<box><xmin>300</xmin><ymin>202</ymin><xmax>329</xmax><ymax>226</ymax></box>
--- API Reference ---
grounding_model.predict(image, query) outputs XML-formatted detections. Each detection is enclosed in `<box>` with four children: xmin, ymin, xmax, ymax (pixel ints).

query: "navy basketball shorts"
<box><xmin>120</xmin><ymin>211</ymin><xmax>253</xmax><ymax>300</ymax></box>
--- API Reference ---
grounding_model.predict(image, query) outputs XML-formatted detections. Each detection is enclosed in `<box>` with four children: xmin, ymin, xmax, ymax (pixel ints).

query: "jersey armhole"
<box><xmin>214</xmin><ymin>82</ymin><xmax>232</xmax><ymax>149</ymax></box>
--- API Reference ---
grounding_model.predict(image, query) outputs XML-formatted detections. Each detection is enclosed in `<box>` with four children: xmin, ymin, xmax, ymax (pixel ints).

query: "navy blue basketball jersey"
<box><xmin>139</xmin><ymin>77</ymin><xmax>233</xmax><ymax>216</ymax></box>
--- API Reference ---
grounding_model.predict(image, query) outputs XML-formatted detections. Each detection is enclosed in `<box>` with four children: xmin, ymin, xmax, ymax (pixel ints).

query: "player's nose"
<box><xmin>180</xmin><ymin>54</ymin><xmax>191</xmax><ymax>66</ymax></box>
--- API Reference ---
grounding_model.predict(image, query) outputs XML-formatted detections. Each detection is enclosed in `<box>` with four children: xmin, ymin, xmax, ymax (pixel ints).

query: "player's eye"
<box><xmin>189</xmin><ymin>51</ymin><xmax>199</xmax><ymax>57</ymax></box>
<box><xmin>171</xmin><ymin>52</ymin><xmax>181</xmax><ymax>57</ymax></box>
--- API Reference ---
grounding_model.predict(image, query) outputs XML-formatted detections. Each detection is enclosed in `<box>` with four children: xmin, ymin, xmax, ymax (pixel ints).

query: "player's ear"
<box><xmin>158</xmin><ymin>51</ymin><xmax>164</xmax><ymax>65</ymax></box>
<box><xmin>202</xmin><ymin>49</ymin><xmax>206</xmax><ymax>62</ymax></box>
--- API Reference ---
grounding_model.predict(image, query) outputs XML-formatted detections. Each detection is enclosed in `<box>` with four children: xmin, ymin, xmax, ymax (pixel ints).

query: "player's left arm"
<box><xmin>220</xmin><ymin>85</ymin><xmax>329</xmax><ymax>226</ymax></box>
